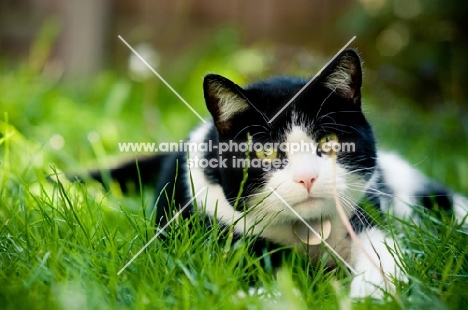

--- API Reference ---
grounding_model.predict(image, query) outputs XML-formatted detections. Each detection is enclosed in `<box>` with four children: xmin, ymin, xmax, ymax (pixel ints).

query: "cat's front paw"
<box><xmin>350</xmin><ymin>269</ymin><xmax>391</xmax><ymax>299</ymax></box>
<box><xmin>350</xmin><ymin>228</ymin><xmax>407</xmax><ymax>299</ymax></box>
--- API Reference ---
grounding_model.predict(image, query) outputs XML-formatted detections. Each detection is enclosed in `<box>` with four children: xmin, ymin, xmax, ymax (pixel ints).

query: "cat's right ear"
<box><xmin>321</xmin><ymin>49</ymin><xmax>362</xmax><ymax>106</ymax></box>
<box><xmin>203</xmin><ymin>74</ymin><xmax>250</xmax><ymax>134</ymax></box>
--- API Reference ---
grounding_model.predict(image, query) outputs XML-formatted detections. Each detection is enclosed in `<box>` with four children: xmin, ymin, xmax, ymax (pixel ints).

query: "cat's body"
<box><xmin>86</xmin><ymin>50</ymin><xmax>468</xmax><ymax>298</ymax></box>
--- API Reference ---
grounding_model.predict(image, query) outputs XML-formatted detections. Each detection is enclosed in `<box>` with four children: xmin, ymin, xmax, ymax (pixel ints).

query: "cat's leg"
<box><xmin>349</xmin><ymin>227</ymin><xmax>406</xmax><ymax>299</ymax></box>
<box><xmin>377</xmin><ymin>152</ymin><xmax>468</xmax><ymax>227</ymax></box>
<box><xmin>453</xmin><ymin>194</ymin><xmax>468</xmax><ymax>229</ymax></box>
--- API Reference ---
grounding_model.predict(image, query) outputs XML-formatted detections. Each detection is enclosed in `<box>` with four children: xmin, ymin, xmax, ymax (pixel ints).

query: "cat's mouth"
<box><xmin>305</xmin><ymin>196</ymin><xmax>325</xmax><ymax>201</ymax></box>
<box><xmin>293</xmin><ymin>196</ymin><xmax>326</xmax><ymax>206</ymax></box>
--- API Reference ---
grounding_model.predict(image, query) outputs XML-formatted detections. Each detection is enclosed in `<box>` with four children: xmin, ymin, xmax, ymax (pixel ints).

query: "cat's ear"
<box><xmin>321</xmin><ymin>49</ymin><xmax>362</xmax><ymax>104</ymax></box>
<box><xmin>203</xmin><ymin>74</ymin><xmax>250</xmax><ymax>134</ymax></box>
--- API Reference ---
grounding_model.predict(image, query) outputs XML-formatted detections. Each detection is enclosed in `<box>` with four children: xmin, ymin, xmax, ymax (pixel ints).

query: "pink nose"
<box><xmin>293</xmin><ymin>172</ymin><xmax>317</xmax><ymax>192</ymax></box>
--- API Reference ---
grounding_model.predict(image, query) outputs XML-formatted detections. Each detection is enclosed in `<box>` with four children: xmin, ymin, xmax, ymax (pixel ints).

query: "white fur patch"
<box><xmin>186</xmin><ymin>121</ymin><xmax>250</xmax><ymax>231</ymax></box>
<box><xmin>377</xmin><ymin>152</ymin><xmax>468</xmax><ymax>226</ymax></box>
<box><xmin>453</xmin><ymin>194</ymin><xmax>468</xmax><ymax>228</ymax></box>
<box><xmin>350</xmin><ymin>227</ymin><xmax>406</xmax><ymax>299</ymax></box>
<box><xmin>248</xmin><ymin>126</ymin><xmax>366</xmax><ymax>224</ymax></box>
<box><xmin>377</xmin><ymin>152</ymin><xmax>426</xmax><ymax>218</ymax></box>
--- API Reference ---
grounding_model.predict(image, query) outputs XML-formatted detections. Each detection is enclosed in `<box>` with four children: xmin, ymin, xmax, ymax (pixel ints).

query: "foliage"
<box><xmin>340</xmin><ymin>0</ymin><xmax>468</xmax><ymax>106</ymax></box>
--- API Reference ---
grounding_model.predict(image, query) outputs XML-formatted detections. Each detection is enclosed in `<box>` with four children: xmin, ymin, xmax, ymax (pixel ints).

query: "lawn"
<box><xmin>1</xmin><ymin>32</ymin><xmax>468</xmax><ymax>309</ymax></box>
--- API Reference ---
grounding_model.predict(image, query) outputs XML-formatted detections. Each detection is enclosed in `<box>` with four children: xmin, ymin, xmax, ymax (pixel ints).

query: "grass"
<box><xmin>1</xmin><ymin>30</ymin><xmax>468</xmax><ymax>309</ymax></box>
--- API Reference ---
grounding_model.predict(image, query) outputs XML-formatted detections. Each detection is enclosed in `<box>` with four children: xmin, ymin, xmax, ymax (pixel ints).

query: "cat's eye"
<box><xmin>318</xmin><ymin>133</ymin><xmax>339</xmax><ymax>156</ymax></box>
<box><xmin>255</xmin><ymin>145</ymin><xmax>278</xmax><ymax>160</ymax></box>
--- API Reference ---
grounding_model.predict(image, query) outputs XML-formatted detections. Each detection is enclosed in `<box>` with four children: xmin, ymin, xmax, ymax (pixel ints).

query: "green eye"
<box><xmin>255</xmin><ymin>145</ymin><xmax>278</xmax><ymax>160</ymax></box>
<box><xmin>318</xmin><ymin>133</ymin><xmax>339</xmax><ymax>155</ymax></box>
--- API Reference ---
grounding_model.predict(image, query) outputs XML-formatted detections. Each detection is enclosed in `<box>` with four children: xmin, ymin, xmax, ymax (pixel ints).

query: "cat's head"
<box><xmin>203</xmin><ymin>49</ymin><xmax>376</xmax><ymax>223</ymax></box>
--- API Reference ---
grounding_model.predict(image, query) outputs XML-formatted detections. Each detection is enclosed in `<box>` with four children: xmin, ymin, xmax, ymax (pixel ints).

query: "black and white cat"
<box><xmin>88</xmin><ymin>49</ymin><xmax>468</xmax><ymax>298</ymax></box>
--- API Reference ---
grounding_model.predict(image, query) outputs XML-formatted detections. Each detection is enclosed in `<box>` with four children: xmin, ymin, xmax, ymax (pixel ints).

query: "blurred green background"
<box><xmin>1</xmin><ymin>0</ymin><xmax>467</xmax><ymax>190</ymax></box>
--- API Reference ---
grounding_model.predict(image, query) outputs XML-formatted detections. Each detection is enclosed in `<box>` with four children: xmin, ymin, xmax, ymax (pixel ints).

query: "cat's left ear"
<box><xmin>203</xmin><ymin>74</ymin><xmax>250</xmax><ymax>134</ymax></box>
<box><xmin>321</xmin><ymin>49</ymin><xmax>362</xmax><ymax>105</ymax></box>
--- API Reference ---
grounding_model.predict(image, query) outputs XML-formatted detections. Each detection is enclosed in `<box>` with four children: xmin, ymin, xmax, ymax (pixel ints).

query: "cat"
<box><xmin>84</xmin><ymin>49</ymin><xmax>468</xmax><ymax>299</ymax></box>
